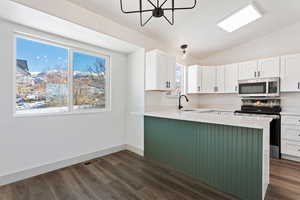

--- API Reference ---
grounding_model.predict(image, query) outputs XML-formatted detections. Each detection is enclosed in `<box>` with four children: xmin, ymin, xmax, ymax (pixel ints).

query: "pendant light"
<box><xmin>181</xmin><ymin>44</ymin><xmax>188</xmax><ymax>59</ymax></box>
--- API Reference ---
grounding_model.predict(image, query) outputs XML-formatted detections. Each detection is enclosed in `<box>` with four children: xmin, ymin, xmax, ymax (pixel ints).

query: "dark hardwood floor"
<box><xmin>0</xmin><ymin>150</ymin><xmax>299</xmax><ymax>200</ymax></box>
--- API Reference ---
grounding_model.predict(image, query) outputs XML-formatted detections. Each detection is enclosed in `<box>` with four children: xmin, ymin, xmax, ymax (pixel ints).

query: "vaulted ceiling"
<box><xmin>67</xmin><ymin>0</ymin><xmax>300</xmax><ymax>59</ymax></box>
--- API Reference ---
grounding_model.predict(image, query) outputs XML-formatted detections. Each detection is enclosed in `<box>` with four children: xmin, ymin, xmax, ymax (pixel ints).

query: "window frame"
<box><xmin>13</xmin><ymin>32</ymin><xmax>111</xmax><ymax>117</ymax></box>
<box><xmin>175</xmin><ymin>63</ymin><xmax>187</xmax><ymax>95</ymax></box>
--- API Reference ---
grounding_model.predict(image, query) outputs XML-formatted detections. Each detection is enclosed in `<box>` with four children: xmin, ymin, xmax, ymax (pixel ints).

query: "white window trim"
<box><xmin>176</xmin><ymin>63</ymin><xmax>187</xmax><ymax>95</ymax></box>
<box><xmin>164</xmin><ymin>63</ymin><xmax>186</xmax><ymax>98</ymax></box>
<box><xmin>13</xmin><ymin>32</ymin><xmax>111</xmax><ymax>117</ymax></box>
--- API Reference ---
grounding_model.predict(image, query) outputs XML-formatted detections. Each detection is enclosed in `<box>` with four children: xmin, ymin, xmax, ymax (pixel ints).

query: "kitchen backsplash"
<box><xmin>145</xmin><ymin>91</ymin><xmax>300</xmax><ymax>113</ymax></box>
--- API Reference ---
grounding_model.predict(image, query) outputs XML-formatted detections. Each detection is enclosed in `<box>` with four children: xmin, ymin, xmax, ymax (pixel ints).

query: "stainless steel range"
<box><xmin>235</xmin><ymin>98</ymin><xmax>281</xmax><ymax>159</ymax></box>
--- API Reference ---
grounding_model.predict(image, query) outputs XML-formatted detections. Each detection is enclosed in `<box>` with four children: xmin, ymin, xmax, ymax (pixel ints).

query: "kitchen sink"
<box><xmin>197</xmin><ymin>110</ymin><xmax>233</xmax><ymax>116</ymax></box>
<box><xmin>181</xmin><ymin>109</ymin><xmax>196</xmax><ymax>112</ymax></box>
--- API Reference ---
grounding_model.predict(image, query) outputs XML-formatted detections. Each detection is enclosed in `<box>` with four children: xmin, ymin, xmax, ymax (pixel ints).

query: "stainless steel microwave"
<box><xmin>238</xmin><ymin>77</ymin><xmax>280</xmax><ymax>97</ymax></box>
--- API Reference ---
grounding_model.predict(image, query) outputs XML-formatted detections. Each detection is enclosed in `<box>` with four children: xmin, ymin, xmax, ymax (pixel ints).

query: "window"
<box><xmin>73</xmin><ymin>52</ymin><xmax>106</xmax><ymax>110</ymax></box>
<box><xmin>15</xmin><ymin>36</ymin><xmax>109</xmax><ymax>115</ymax></box>
<box><xmin>175</xmin><ymin>63</ymin><xmax>186</xmax><ymax>94</ymax></box>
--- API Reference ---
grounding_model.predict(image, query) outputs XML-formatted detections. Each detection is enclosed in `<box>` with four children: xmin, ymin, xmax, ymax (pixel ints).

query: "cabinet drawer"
<box><xmin>286</xmin><ymin>142</ymin><xmax>300</xmax><ymax>157</ymax></box>
<box><xmin>282</xmin><ymin>116</ymin><xmax>300</xmax><ymax>125</ymax></box>
<box><xmin>282</xmin><ymin>126</ymin><xmax>300</xmax><ymax>141</ymax></box>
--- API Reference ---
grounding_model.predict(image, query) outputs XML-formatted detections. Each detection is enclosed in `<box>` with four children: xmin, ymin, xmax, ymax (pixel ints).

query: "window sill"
<box><xmin>13</xmin><ymin>108</ymin><xmax>111</xmax><ymax>118</ymax></box>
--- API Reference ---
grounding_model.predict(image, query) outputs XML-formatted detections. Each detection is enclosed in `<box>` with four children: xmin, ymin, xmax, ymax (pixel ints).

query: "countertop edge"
<box><xmin>144</xmin><ymin>112</ymin><xmax>272</xmax><ymax>130</ymax></box>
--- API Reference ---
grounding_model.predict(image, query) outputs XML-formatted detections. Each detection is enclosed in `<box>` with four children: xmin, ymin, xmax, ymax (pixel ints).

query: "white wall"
<box><xmin>0</xmin><ymin>20</ymin><xmax>128</xmax><ymax>180</ymax></box>
<box><xmin>10</xmin><ymin>0</ymin><xmax>162</xmax><ymax>51</ymax></box>
<box><xmin>195</xmin><ymin>94</ymin><xmax>241</xmax><ymax>110</ymax></box>
<box><xmin>145</xmin><ymin>92</ymin><xmax>201</xmax><ymax>112</ymax></box>
<box><xmin>281</xmin><ymin>93</ymin><xmax>300</xmax><ymax>112</ymax></box>
<box><xmin>10</xmin><ymin>0</ymin><xmax>201</xmax><ymax>65</ymax></box>
<box><xmin>200</xmin><ymin>21</ymin><xmax>300</xmax><ymax>65</ymax></box>
<box><xmin>125</xmin><ymin>49</ymin><xmax>145</xmax><ymax>154</ymax></box>
<box><xmin>191</xmin><ymin>92</ymin><xmax>300</xmax><ymax>113</ymax></box>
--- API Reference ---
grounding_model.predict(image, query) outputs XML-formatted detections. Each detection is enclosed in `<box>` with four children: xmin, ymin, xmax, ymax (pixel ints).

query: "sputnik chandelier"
<box><xmin>120</xmin><ymin>0</ymin><xmax>197</xmax><ymax>27</ymax></box>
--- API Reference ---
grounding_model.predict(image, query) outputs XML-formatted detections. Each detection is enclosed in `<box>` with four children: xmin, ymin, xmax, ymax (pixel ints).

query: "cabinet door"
<box><xmin>281</xmin><ymin>54</ymin><xmax>300</xmax><ymax>92</ymax></box>
<box><xmin>238</xmin><ymin>60</ymin><xmax>258</xmax><ymax>80</ymax></box>
<box><xmin>167</xmin><ymin>57</ymin><xmax>176</xmax><ymax>91</ymax></box>
<box><xmin>224</xmin><ymin>64</ymin><xmax>238</xmax><ymax>93</ymax></box>
<box><xmin>156</xmin><ymin>52</ymin><xmax>170</xmax><ymax>90</ymax></box>
<box><xmin>187</xmin><ymin>65</ymin><xmax>202</xmax><ymax>93</ymax></box>
<box><xmin>145</xmin><ymin>51</ymin><xmax>173</xmax><ymax>91</ymax></box>
<box><xmin>216</xmin><ymin>66</ymin><xmax>225</xmax><ymax>93</ymax></box>
<box><xmin>258</xmin><ymin>57</ymin><xmax>280</xmax><ymax>78</ymax></box>
<box><xmin>202</xmin><ymin>66</ymin><xmax>216</xmax><ymax>93</ymax></box>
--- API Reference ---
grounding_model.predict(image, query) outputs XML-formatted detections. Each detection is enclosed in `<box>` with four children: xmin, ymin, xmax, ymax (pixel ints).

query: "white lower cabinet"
<box><xmin>281</xmin><ymin>115</ymin><xmax>300</xmax><ymax>160</ymax></box>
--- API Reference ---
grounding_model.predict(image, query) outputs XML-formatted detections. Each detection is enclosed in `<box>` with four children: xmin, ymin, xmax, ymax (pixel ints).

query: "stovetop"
<box><xmin>235</xmin><ymin>105</ymin><xmax>281</xmax><ymax>115</ymax></box>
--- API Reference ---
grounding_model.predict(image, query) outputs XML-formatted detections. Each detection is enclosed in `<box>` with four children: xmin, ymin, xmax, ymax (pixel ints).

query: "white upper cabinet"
<box><xmin>258</xmin><ymin>57</ymin><xmax>280</xmax><ymax>78</ymax></box>
<box><xmin>145</xmin><ymin>50</ymin><xmax>176</xmax><ymax>91</ymax></box>
<box><xmin>187</xmin><ymin>65</ymin><xmax>224</xmax><ymax>94</ymax></box>
<box><xmin>238</xmin><ymin>60</ymin><xmax>258</xmax><ymax>80</ymax></box>
<box><xmin>167</xmin><ymin>56</ymin><xmax>176</xmax><ymax>90</ymax></box>
<box><xmin>238</xmin><ymin>57</ymin><xmax>280</xmax><ymax>80</ymax></box>
<box><xmin>280</xmin><ymin>54</ymin><xmax>300</xmax><ymax>92</ymax></box>
<box><xmin>202</xmin><ymin>66</ymin><xmax>217</xmax><ymax>93</ymax></box>
<box><xmin>186</xmin><ymin>55</ymin><xmax>298</xmax><ymax>94</ymax></box>
<box><xmin>216</xmin><ymin>66</ymin><xmax>225</xmax><ymax>93</ymax></box>
<box><xmin>224</xmin><ymin>64</ymin><xmax>239</xmax><ymax>93</ymax></box>
<box><xmin>187</xmin><ymin>65</ymin><xmax>202</xmax><ymax>93</ymax></box>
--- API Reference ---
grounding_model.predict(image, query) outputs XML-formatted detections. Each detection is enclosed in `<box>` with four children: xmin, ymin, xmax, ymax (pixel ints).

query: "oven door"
<box><xmin>238</xmin><ymin>81</ymin><xmax>267</xmax><ymax>97</ymax></box>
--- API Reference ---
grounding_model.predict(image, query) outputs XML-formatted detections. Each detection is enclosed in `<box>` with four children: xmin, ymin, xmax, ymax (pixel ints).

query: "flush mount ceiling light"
<box><xmin>120</xmin><ymin>0</ymin><xmax>197</xmax><ymax>27</ymax></box>
<box><xmin>217</xmin><ymin>4</ymin><xmax>262</xmax><ymax>32</ymax></box>
<box><xmin>181</xmin><ymin>44</ymin><xmax>188</xmax><ymax>59</ymax></box>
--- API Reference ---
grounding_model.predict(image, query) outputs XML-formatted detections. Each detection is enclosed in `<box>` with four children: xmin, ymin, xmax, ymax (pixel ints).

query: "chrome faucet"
<box><xmin>178</xmin><ymin>94</ymin><xmax>189</xmax><ymax>110</ymax></box>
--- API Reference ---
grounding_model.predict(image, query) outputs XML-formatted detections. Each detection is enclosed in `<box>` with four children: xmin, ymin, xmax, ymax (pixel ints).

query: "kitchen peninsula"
<box><xmin>144</xmin><ymin>110</ymin><xmax>272</xmax><ymax>200</ymax></box>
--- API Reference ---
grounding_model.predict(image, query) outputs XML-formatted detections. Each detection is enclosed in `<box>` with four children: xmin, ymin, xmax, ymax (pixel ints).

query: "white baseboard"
<box><xmin>282</xmin><ymin>154</ymin><xmax>300</xmax><ymax>162</ymax></box>
<box><xmin>0</xmin><ymin>144</ymin><xmax>126</xmax><ymax>186</ymax></box>
<box><xmin>125</xmin><ymin>144</ymin><xmax>144</xmax><ymax>156</ymax></box>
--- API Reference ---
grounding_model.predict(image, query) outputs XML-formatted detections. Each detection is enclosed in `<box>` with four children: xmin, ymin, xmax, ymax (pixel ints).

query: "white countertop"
<box><xmin>144</xmin><ymin>109</ymin><xmax>272</xmax><ymax>130</ymax></box>
<box><xmin>281</xmin><ymin>111</ymin><xmax>300</xmax><ymax>116</ymax></box>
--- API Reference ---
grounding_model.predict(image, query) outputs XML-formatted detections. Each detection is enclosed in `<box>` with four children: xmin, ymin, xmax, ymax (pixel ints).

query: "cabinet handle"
<box><xmin>254</xmin><ymin>71</ymin><xmax>257</xmax><ymax>78</ymax></box>
<box><xmin>298</xmin><ymin>82</ymin><xmax>300</xmax><ymax>89</ymax></box>
<box><xmin>235</xmin><ymin>86</ymin><xmax>238</xmax><ymax>92</ymax></box>
<box><xmin>198</xmin><ymin>86</ymin><xmax>201</xmax><ymax>91</ymax></box>
<box><xmin>258</xmin><ymin>71</ymin><xmax>261</xmax><ymax>77</ymax></box>
<box><xmin>214</xmin><ymin>86</ymin><xmax>218</xmax><ymax>92</ymax></box>
<box><xmin>166</xmin><ymin>81</ymin><xmax>169</xmax><ymax>88</ymax></box>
